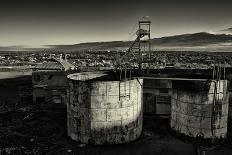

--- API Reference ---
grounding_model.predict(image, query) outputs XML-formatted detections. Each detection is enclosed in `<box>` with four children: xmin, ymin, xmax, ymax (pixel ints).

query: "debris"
<box><xmin>144</xmin><ymin>131</ymin><xmax>154</xmax><ymax>137</ymax></box>
<box><xmin>19</xmin><ymin>107</ymin><xmax>32</xmax><ymax>112</ymax></box>
<box><xmin>78</xmin><ymin>143</ymin><xmax>86</xmax><ymax>147</ymax></box>
<box><xmin>23</xmin><ymin>114</ymin><xmax>33</xmax><ymax>120</ymax></box>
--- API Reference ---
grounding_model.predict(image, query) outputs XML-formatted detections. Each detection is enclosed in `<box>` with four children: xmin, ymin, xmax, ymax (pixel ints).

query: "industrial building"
<box><xmin>143</xmin><ymin>78</ymin><xmax>172</xmax><ymax>115</ymax></box>
<box><xmin>32</xmin><ymin>57</ymin><xmax>75</xmax><ymax>104</ymax></box>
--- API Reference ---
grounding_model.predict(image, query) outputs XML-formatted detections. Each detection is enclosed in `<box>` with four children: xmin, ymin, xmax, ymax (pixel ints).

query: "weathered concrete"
<box><xmin>67</xmin><ymin>72</ymin><xmax>143</xmax><ymax>144</ymax></box>
<box><xmin>32</xmin><ymin>70</ymin><xmax>68</xmax><ymax>104</ymax></box>
<box><xmin>228</xmin><ymin>92</ymin><xmax>232</xmax><ymax>118</ymax></box>
<box><xmin>171</xmin><ymin>80</ymin><xmax>229</xmax><ymax>139</ymax></box>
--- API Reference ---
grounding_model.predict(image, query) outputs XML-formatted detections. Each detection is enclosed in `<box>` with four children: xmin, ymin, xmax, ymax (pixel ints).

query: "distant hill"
<box><xmin>1</xmin><ymin>30</ymin><xmax>232</xmax><ymax>52</ymax></box>
<box><xmin>152</xmin><ymin>32</ymin><xmax>232</xmax><ymax>46</ymax></box>
<box><xmin>47</xmin><ymin>32</ymin><xmax>232</xmax><ymax>52</ymax></box>
<box><xmin>0</xmin><ymin>45</ymin><xmax>26</xmax><ymax>51</ymax></box>
<box><xmin>47</xmin><ymin>41</ymin><xmax>132</xmax><ymax>51</ymax></box>
<box><xmin>219</xmin><ymin>27</ymin><xmax>232</xmax><ymax>35</ymax></box>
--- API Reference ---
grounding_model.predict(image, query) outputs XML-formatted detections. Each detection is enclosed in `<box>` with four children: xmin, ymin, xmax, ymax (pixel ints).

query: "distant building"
<box><xmin>32</xmin><ymin>58</ymin><xmax>75</xmax><ymax>104</ymax></box>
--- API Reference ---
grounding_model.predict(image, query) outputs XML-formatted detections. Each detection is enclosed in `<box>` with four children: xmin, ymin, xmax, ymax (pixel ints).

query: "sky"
<box><xmin>0</xmin><ymin>0</ymin><xmax>232</xmax><ymax>47</ymax></box>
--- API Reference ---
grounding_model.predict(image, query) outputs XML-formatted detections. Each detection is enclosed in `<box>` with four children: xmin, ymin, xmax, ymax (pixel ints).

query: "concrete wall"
<box><xmin>171</xmin><ymin>80</ymin><xmax>229</xmax><ymax>138</ymax></box>
<box><xmin>33</xmin><ymin>88</ymin><xmax>66</xmax><ymax>104</ymax></box>
<box><xmin>229</xmin><ymin>92</ymin><xmax>232</xmax><ymax>118</ymax></box>
<box><xmin>228</xmin><ymin>79</ymin><xmax>232</xmax><ymax>118</ymax></box>
<box><xmin>33</xmin><ymin>87</ymin><xmax>46</xmax><ymax>103</ymax></box>
<box><xmin>32</xmin><ymin>70</ymin><xmax>67</xmax><ymax>104</ymax></box>
<box><xmin>32</xmin><ymin>70</ymin><xmax>67</xmax><ymax>87</ymax></box>
<box><xmin>67</xmin><ymin>72</ymin><xmax>143</xmax><ymax>144</ymax></box>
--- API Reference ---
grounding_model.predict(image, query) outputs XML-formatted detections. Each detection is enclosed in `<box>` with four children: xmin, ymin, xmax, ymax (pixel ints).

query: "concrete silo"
<box><xmin>171</xmin><ymin>80</ymin><xmax>229</xmax><ymax>139</ymax></box>
<box><xmin>66</xmin><ymin>72</ymin><xmax>143</xmax><ymax>144</ymax></box>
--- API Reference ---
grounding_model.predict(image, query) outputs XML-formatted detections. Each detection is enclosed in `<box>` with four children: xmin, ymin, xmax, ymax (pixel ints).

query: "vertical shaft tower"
<box><xmin>138</xmin><ymin>16</ymin><xmax>151</xmax><ymax>72</ymax></box>
<box><xmin>115</xmin><ymin>16</ymin><xmax>151</xmax><ymax>74</ymax></box>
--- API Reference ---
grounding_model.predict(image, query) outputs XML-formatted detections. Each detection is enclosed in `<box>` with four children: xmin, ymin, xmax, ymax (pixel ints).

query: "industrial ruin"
<box><xmin>32</xmin><ymin>56</ymin><xmax>75</xmax><ymax>104</ymax></box>
<box><xmin>1</xmin><ymin>16</ymin><xmax>232</xmax><ymax>154</ymax></box>
<box><xmin>63</xmin><ymin>17</ymin><xmax>231</xmax><ymax>145</ymax></box>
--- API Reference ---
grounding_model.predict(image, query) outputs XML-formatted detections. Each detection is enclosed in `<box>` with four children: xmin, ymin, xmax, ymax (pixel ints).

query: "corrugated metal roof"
<box><xmin>34</xmin><ymin>58</ymin><xmax>75</xmax><ymax>71</ymax></box>
<box><xmin>55</xmin><ymin>59</ymin><xmax>75</xmax><ymax>71</ymax></box>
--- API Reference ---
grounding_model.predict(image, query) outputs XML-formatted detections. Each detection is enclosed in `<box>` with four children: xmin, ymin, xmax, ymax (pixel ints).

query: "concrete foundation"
<box><xmin>171</xmin><ymin>80</ymin><xmax>229</xmax><ymax>139</ymax></box>
<box><xmin>67</xmin><ymin>72</ymin><xmax>143</xmax><ymax>144</ymax></box>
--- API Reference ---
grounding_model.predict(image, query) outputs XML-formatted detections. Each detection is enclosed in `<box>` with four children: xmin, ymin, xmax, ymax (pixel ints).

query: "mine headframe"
<box><xmin>115</xmin><ymin>16</ymin><xmax>151</xmax><ymax>74</ymax></box>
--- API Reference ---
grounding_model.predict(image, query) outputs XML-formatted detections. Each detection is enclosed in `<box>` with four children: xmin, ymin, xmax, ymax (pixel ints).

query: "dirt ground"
<box><xmin>1</xmin><ymin>109</ymin><xmax>232</xmax><ymax>155</ymax></box>
<box><xmin>0</xmin><ymin>108</ymin><xmax>195</xmax><ymax>155</ymax></box>
<box><xmin>0</xmin><ymin>75</ymin><xmax>232</xmax><ymax>154</ymax></box>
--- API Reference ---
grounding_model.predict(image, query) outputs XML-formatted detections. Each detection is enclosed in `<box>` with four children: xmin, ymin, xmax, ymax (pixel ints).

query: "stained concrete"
<box><xmin>171</xmin><ymin>80</ymin><xmax>229</xmax><ymax>138</ymax></box>
<box><xmin>228</xmin><ymin>92</ymin><xmax>232</xmax><ymax>118</ymax></box>
<box><xmin>67</xmin><ymin>72</ymin><xmax>143</xmax><ymax>144</ymax></box>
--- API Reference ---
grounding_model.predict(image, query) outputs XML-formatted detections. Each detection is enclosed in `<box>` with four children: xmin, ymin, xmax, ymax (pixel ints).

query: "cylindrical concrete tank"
<box><xmin>67</xmin><ymin>72</ymin><xmax>143</xmax><ymax>144</ymax></box>
<box><xmin>171</xmin><ymin>80</ymin><xmax>229</xmax><ymax>139</ymax></box>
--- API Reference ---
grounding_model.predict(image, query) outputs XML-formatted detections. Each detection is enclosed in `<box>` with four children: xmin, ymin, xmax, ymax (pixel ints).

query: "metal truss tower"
<box><xmin>115</xmin><ymin>16</ymin><xmax>151</xmax><ymax>74</ymax></box>
<box><xmin>138</xmin><ymin>16</ymin><xmax>151</xmax><ymax>72</ymax></box>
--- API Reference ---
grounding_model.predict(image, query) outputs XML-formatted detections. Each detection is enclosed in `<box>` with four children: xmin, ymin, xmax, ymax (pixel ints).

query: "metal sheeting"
<box><xmin>34</xmin><ymin>58</ymin><xmax>75</xmax><ymax>71</ymax></box>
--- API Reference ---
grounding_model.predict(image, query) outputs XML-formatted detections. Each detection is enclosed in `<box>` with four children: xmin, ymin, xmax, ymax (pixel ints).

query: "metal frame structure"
<box><xmin>115</xmin><ymin>16</ymin><xmax>151</xmax><ymax>74</ymax></box>
<box><xmin>138</xmin><ymin>17</ymin><xmax>151</xmax><ymax>72</ymax></box>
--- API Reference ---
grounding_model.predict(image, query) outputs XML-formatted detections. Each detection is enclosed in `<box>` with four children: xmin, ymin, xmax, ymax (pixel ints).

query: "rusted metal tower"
<box><xmin>115</xmin><ymin>16</ymin><xmax>151</xmax><ymax>74</ymax></box>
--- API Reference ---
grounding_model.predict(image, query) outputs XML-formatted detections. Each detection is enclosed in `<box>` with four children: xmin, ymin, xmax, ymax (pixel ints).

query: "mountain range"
<box><xmin>219</xmin><ymin>27</ymin><xmax>232</xmax><ymax>35</ymax></box>
<box><xmin>1</xmin><ymin>28</ymin><xmax>232</xmax><ymax>52</ymax></box>
<box><xmin>48</xmin><ymin>30</ymin><xmax>232</xmax><ymax>52</ymax></box>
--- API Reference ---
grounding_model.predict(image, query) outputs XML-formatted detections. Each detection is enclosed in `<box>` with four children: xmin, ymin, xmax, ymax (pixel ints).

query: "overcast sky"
<box><xmin>0</xmin><ymin>0</ymin><xmax>232</xmax><ymax>47</ymax></box>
